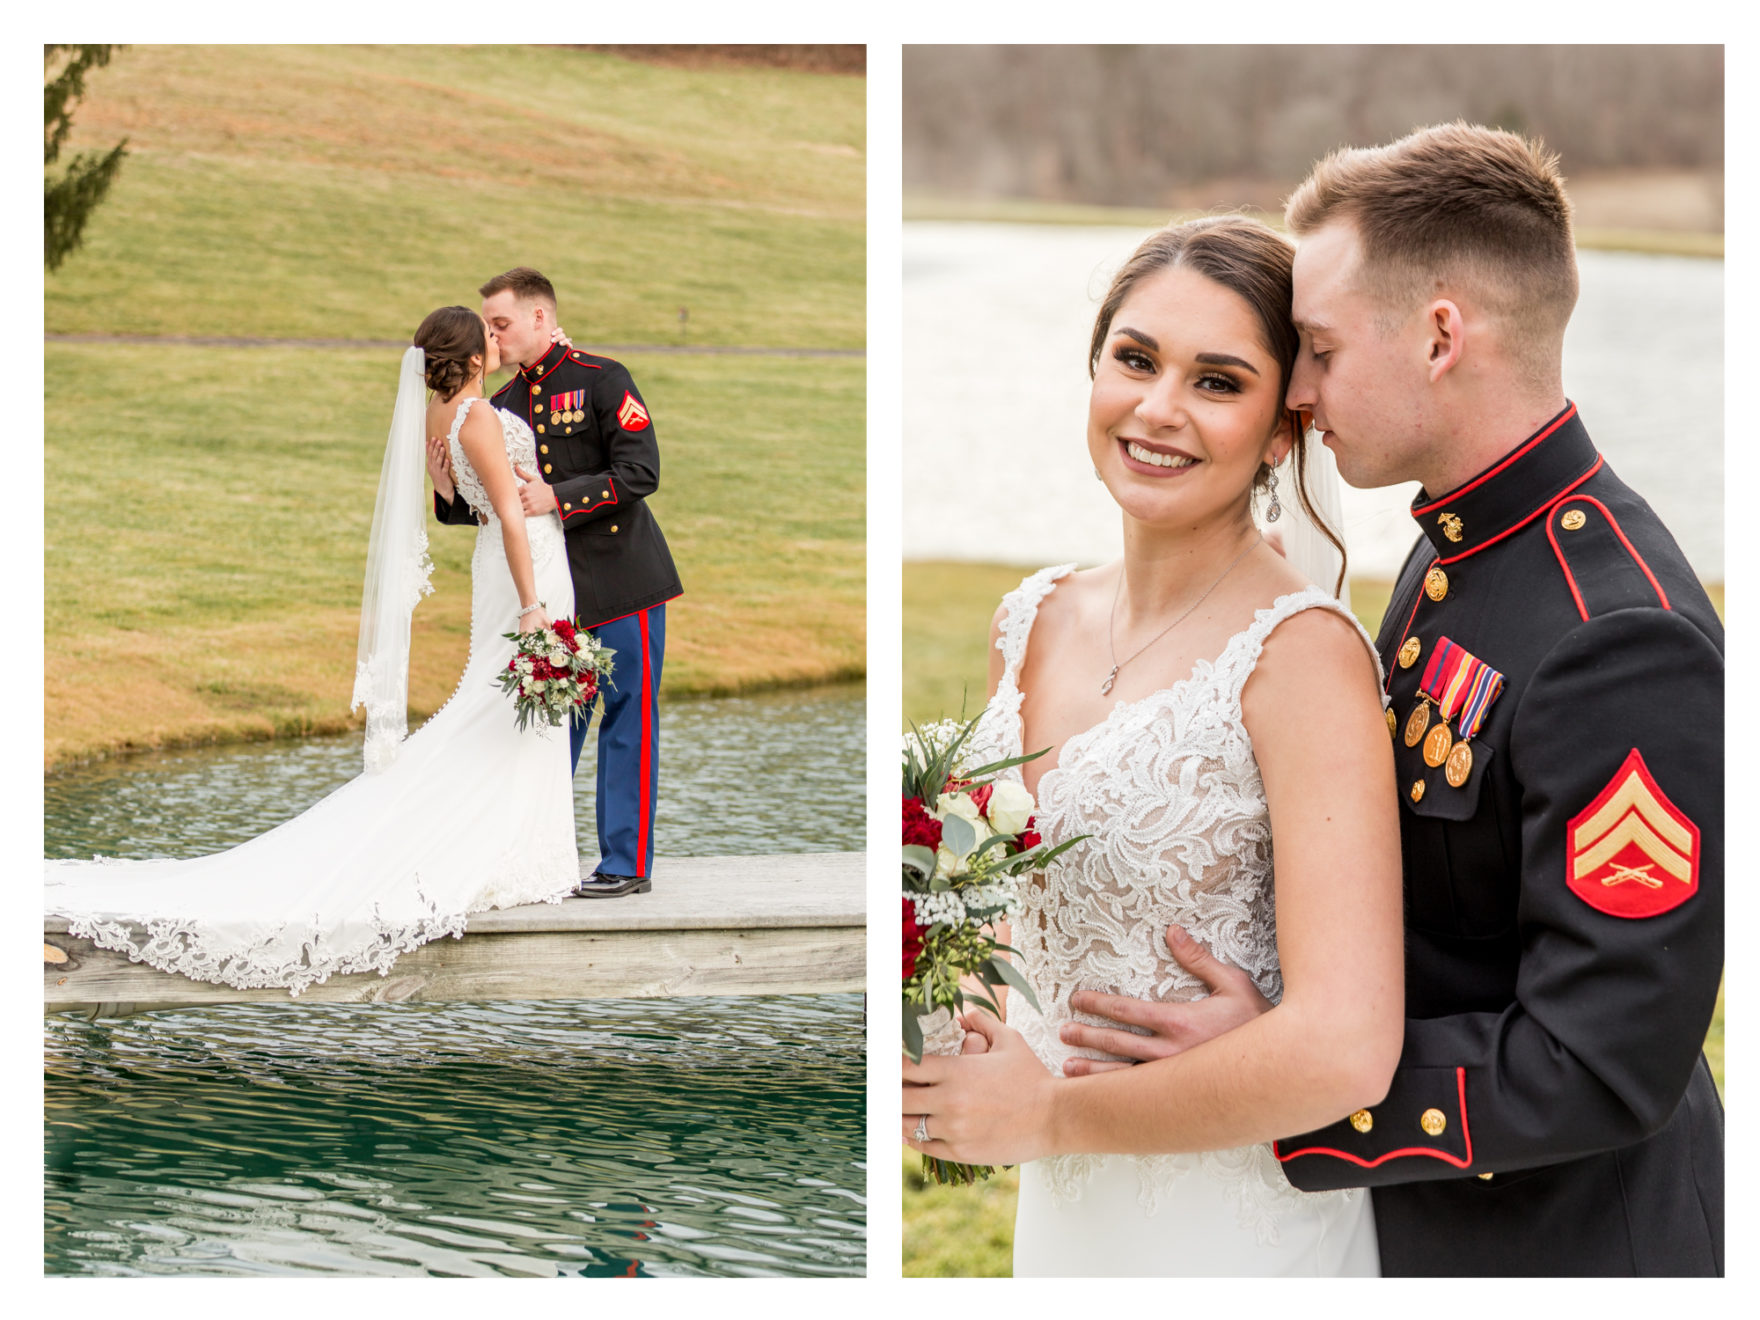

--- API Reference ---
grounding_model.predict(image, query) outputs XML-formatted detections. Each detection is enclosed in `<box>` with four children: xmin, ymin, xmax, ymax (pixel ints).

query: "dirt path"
<box><xmin>46</xmin><ymin>333</ymin><xmax>864</xmax><ymax>357</ymax></box>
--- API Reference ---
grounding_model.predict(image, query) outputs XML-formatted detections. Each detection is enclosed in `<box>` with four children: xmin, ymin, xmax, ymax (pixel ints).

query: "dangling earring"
<box><xmin>1265</xmin><ymin>466</ymin><xmax>1282</xmax><ymax>523</ymax></box>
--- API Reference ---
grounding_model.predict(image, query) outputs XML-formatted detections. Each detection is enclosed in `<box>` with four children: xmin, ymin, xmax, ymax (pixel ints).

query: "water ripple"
<box><xmin>44</xmin><ymin>688</ymin><xmax>868</xmax><ymax>1277</ymax></box>
<box><xmin>47</xmin><ymin>996</ymin><xmax>866</xmax><ymax>1277</ymax></box>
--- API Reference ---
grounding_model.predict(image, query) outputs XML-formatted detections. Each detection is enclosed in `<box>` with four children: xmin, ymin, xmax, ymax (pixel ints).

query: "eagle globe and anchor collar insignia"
<box><xmin>1568</xmin><ymin>748</ymin><xmax>1700</xmax><ymax>918</ymax></box>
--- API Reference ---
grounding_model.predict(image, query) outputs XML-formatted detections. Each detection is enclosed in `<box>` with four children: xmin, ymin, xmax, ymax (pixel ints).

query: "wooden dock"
<box><xmin>44</xmin><ymin>852</ymin><xmax>864</xmax><ymax>1017</ymax></box>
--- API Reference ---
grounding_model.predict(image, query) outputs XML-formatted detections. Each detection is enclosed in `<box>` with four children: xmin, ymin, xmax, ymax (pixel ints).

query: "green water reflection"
<box><xmin>47</xmin><ymin>997</ymin><xmax>865</xmax><ymax>1276</ymax></box>
<box><xmin>44</xmin><ymin>687</ymin><xmax>867</xmax><ymax>1276</ymax></box>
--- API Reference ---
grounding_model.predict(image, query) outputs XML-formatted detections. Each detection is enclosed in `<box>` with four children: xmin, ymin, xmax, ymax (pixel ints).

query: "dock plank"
<box><xmin>45</xmin><ymin>852</ymin><xmax>863</xmax><ymax>1016</ymax></box>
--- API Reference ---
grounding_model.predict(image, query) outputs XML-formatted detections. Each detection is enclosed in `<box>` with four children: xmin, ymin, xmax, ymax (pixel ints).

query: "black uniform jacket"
<box><xmin>1274</xmin><ymin>404</ymin><xmax>1723</xmax><ymax>1276</ymax></box>
<box><xmin>436</xmin><ymin>343</ymin><xmax>683</xmax><ymax>628</ymax></box>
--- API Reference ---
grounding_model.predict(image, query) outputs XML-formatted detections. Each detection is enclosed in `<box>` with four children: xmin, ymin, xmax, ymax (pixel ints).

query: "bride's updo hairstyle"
<box><xmin>413</xmin><ymin>306</ymin><xmax>486</xmax><ymax>399</ymax></box>
<box><xmin>1088</xmin><ymin>215</ymin><xmax>1346</xmax><ymax>585</ymax></box>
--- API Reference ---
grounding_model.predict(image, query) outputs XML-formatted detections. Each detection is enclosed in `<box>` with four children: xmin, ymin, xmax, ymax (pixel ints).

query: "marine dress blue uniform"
<box><xmin>1272</xmin><ymin>404</ymin><xmax>1723</xmax><ymax>1276</ymax></box>
<box><xmin>437</xmin><ymin>342</ymin><xmax>682</xmax><ymax>880</ymax></box>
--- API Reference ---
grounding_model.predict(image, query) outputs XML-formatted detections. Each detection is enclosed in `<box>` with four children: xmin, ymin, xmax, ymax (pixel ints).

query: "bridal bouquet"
<box><xmin>495</xmin><ymin>618</ymin><xmax>615</xmax><ymax>733</ymax></box>
<box><xmin>903</xmin><ymin>713</ymin><xmax>1082</xmax><ymax>1185</ymax></box>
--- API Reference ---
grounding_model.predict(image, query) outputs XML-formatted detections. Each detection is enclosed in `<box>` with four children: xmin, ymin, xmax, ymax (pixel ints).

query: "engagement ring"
<box><xmin>913</xmin><ymin>1115</ymin><xmax>930</xmax><ymax>1143</ymax></box>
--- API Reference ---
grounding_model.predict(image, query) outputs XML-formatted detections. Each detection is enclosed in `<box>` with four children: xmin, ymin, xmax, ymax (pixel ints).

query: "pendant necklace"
<box><xmin>1102</xmin><ymin>533</ymin><xmax>1264</xmax><ymax>695</ymax></box>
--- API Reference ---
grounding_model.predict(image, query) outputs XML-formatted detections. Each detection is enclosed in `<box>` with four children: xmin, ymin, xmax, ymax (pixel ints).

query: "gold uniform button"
<box><xmin>1424</xmin><ymin>567</ymin><xmax>1449</xmax><ymax>601</ymax></box>
<box><xmin>1385</xmin><ymin>708</ymin><xmax>1398</xmax><ymax>738</ymax></box>
<box><xmin>562</xmin><ymin>502</ymin><xmax>571</xmax><ymax>511</ymax></box>
<box><xmin>609</xmin><ymin>524</ymin><xmax>618</xmax><ymax>533</ymax></box>
<box><xmin>1410</xmin><ymin>780</ymin><xmax>1426</xmax><ymax>803</ymax></box>
<box><xmin>1398</xmin><ymin>636</ymin><xmax>1422</xmax><ymax>668</ymax></box>
<box><xmin>1349</xmin><ymin>1109</ymin><xmax>1373</xmax><ymax>1134</ymax></box>
<box><xmin>565</xmin><ymin>427</ymin><xmax>573</xmax><ymax>434</ymax></box>
<box><xmin>540</xmin><ymin>445</ymin><xmax>549</xmax><ymax>454</ymax></box>
<box><xmin>1478</xmin><ymin>1172</ymin><xmax>1495</xmax><ymax>1181</ymax></box>
<box><xmin>543</xmin><ymin>464</ymin><xmax>553</xmax><ymax>474</ymax></box>
<box><xmin>1420</xmin><ymin>1108</ymin><xmax>1447</xmax><ymax>1137</ymax></box>
<box><xmin>531</xmin><ymin>384</ymin><xmax>541</xmax><ymax>396</ymax></box>
<box><xmin>536</xmin><ymin>425</ymin><xmax>545</xmax><ymax>434</ymax></box>
<box><xmin>1561</xmin><ymin>509</ymin><xmax>1587</xmax><ymax>531</ymax></box>
<box><xmin>601</xmin><ymin>490</ymin><xmax>610</xmax><ymax>499</ymax></box>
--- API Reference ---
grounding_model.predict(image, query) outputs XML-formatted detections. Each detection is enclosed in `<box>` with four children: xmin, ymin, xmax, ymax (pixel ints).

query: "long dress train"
<box><xmin>45</xmin><ymin>397</ymin><xmax>579</xmax><ymax>995</ymax></box>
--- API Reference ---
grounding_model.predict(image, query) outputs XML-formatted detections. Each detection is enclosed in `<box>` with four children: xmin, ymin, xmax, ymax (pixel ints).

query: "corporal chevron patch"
<box><xmin>617</xmin><ymin>391</ymin><xmax>650</xmax><ymax>431</ymax></box>
<box><xmin>1567</xmin><ymin>748</ymin><xmax>1699</xmax><ymax>918</ymax></box>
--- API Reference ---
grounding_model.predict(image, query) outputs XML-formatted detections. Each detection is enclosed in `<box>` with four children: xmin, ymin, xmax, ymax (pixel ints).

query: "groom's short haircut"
<box><xmin>1285</xmin><ymin>122</ymin><xmax>1578</xmax><ymax>384</ymax></box>
<box><xmin>479</xmin><ymin>267</ymin><xmax>557</xmax><ymax>312</ymax></box>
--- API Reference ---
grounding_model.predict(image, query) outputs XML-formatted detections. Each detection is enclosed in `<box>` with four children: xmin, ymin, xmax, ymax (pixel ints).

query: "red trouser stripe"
<box><xmin>637</xmin><ymin>609</ymin><xmax>653</xmax><ymax>876</ymax></box>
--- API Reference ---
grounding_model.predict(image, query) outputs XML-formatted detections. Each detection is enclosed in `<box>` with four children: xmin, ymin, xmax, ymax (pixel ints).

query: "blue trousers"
<box><xmin>570</xmin><ymin>603</ymin><xmax>664</xmax><ymax>878</ymax></box>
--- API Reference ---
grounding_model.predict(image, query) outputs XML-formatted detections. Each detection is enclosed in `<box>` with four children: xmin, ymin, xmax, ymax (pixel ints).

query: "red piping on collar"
<box><xmin>1272</xmin><ymin>1067</ymin><xmax>1474</xmax><ymax>1169</ymax></box>
<box><xmin>1545</xmin><ymin>492</ymin><xmax>1671</xmax><ymax>622</ymax></box>
<box><xmin>1436</xmin><ymin>455</ymin><xmax>1604</xmax><ymax>565</ymax></box>
<box><xmin>522</xmin><ymin>347</ymin><xmax>567</xmax><ymax>387</ymax></box>
<box><xmin>1413</xmin><ymin>403</ymin><xmax>1578</xmax><ymax>516</ymax></box>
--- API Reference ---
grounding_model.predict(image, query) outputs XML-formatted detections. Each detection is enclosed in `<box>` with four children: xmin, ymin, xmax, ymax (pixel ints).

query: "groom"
<box><xmin>435</xmin><ymin>267</ymin><xmax>683</xmax><ymax>897</ymax></box>
<box><xmin>1059</xmin><ymin>125</ymin><xmax>1724</xmax><ymax>1274</ymax></box>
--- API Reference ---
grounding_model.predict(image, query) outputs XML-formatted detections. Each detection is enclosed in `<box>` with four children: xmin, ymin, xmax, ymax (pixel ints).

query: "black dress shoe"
<box><xmin>571</xmin><ymin>871</ymin><xmax>652</xmax><ymax>898</ymax></box>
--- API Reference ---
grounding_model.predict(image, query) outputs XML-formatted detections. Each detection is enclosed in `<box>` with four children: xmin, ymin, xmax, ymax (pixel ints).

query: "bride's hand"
<box><xmin>901</xmin><ymin>1012</ymin><xmax>1057</xmax><ymax>1166</ymax></box>
<box><xmin>1058</xmin><ymin>925</ymin><xmax>1273</xmax><ymax>1076</ymax></box>
<box><xmin>426</xmin><ymin>435</ymin><xmax>455</xmax><ymax>499</ymax></box>
<box><xmin>549</xmin><ymin>326</ymin><xmax>574</xmax><ymax>349</ymax></box>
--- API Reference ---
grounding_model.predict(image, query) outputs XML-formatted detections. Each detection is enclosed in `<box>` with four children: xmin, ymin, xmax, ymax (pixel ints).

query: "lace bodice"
<box><xmin>969</xmin><ymin>564</ymin><xmax>1384</xmax><ymax>1243</ymax></box>
<box><xmin>447</xmin><ymin>397</ymin><xmax>540</xmax><ymax>522</ymax></box>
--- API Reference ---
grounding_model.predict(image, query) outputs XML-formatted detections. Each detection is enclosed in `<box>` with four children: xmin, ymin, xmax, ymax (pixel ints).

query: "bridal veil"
<box><xmin>352</xmin><ymin>346</ymin><xmax>436</xmax><ymax>771</ymax></box>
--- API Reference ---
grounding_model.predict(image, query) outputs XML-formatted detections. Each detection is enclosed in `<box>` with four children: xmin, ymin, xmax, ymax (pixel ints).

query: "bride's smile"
<box><xmin>1088</xmin><ymin>262</ymin><xmax>1289</xmax><ymax>530</ymax></box>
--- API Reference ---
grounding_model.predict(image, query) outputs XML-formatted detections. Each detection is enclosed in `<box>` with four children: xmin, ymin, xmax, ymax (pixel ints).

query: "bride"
<box><xmin>45</xmin><ymin>307</ymin><xmax>581</xmax><ymax>994</ymax></box>
<box><xmin>901</xmin><ymin>216</ymin><xmax>1404</xmax><ymax>1276</ymax></box>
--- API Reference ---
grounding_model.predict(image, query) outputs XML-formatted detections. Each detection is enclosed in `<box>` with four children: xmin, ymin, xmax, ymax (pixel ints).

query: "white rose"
<box><xmin>934</xmin><ymin>844</ymin><xmax>967</xmax><ymax>880</ymax></box>
<box><xmin>986</xmin><ymin>780</ymin><xmax>1035</xmax><ymax>836</ymax></box>
<box><xmin>516</xmin><ymin>657</ymin><xmax>534</xmax><ymax>674</ymax></box>
<box><xmin>934</xmin><ymin>791</ymin><xmax>983</xmax><ymax>825</ymax></box>
<box><xmin>548</xmin><ymin>649</ymin><xmax>570</xmax><ymax>667</ymax></box>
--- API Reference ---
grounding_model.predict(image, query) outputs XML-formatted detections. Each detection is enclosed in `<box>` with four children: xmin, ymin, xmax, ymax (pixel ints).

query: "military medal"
<box><xmin>1403</xmin><ymin>698</ymin><xmax>1431</xmax><ymax>747</ymax></box>
<box><xmin>1421</xmin><ymin>639</ymin><xmax>1473</xmax><ymax>767</ymax></box>
<box><xmin>1385</xmin><ymin>708</ymin><xmax>1398</xmax><ymax>738</ymax></box>
<box><xmin>1443</xmin><ymin>646</ymin><xmax>1505</xmax><ymax>788</ymax></box>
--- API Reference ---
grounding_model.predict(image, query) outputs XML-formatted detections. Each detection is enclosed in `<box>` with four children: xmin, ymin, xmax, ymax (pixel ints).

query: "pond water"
<box><xmin>44</xmin><ymin>685</ymin><xmax>867</xmax><ymax>1278</ymax></box>
<box><xmin>45</xmin><ymin>683</ymin><xmax>865</xmax><ymax>862</ymax></box>
<box><xmin>904</xmin><ymin>222</ymin><xmax>1723</xmax><ymax>582</ymax></box>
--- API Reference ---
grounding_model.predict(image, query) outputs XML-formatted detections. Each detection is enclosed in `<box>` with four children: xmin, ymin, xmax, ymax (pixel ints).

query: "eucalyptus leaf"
<box><xmin>987</xmin><ymin>954</ymin><xmax>1041</xmax><ymax>1012</ymax></box>
<box><xmin>901</xmin><ymin>844</ymin><xmax>937</xmax><ymax>878</ymax></box>
<box><xmin>903</xmin><ymin>1001</ymin><xmax>925</xmax><ymax>1062</ymax></box>
<box><xmin>940</xmin><ymin>812</ymin><xmax>976</xmax><ymax>857</ymax></box>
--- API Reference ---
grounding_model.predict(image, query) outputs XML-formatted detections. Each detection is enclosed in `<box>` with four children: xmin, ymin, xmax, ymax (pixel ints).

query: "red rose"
<box><xmin>1019</xmin><ymin>815</ymin><xmax>1041</xmax><ymax>851</ymax></box>
<box><xmin>902</xmin><ymin>796</ymin><xmax>943</xmax><ymax>850</ymax></box>
<box><xmin>968</xmin><ymin>783</ymin><xmax>994</xmax><ymax>816</ymax></box>
<box><xmin>903</xmin><ymin>896</ymin><xmax>924</xmax><ymax>982</ymax></box>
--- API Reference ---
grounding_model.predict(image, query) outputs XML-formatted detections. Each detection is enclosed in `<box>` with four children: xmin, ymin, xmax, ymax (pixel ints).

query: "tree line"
<box><xmin>904</xmin><ymin>46</ymin><xmax>1723</xmax><ymax>207</ymax></box>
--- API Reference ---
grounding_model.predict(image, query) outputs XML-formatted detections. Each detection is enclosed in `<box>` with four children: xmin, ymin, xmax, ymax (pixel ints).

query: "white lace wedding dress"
<box><xmin>969</xmin><ymin>565</ymin><xmax>1383</xmax><ymax>1277</ymax></box>
<box><xmin>45</xmin><ymin>397</ymin><xmax>580</xmax><ymax>995</ymax></box>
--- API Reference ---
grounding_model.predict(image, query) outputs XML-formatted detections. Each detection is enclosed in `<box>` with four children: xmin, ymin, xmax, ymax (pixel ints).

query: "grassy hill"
<box><xmin>44</xmin><ymin>46</ymin><xmax>864</xmax><ymax>768</ymax></box>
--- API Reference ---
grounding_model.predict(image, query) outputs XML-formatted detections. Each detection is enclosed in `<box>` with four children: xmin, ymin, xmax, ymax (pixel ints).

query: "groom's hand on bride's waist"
<box><xmin>1060</xmin><ymin>925</ymin><xmax>1272</xmax><ymax>1076</ymax></box>
<box><xmin>513</xmin><ymin>466</ymin><xmax>559</xmax><ymax>516</ymax></box>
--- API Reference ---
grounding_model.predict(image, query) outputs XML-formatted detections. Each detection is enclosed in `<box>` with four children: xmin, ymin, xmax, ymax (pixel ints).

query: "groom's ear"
<box><xmin>1424</xmin><ymin>298</ymin><xmax>1465</xmax><ymax>382</ymax></box>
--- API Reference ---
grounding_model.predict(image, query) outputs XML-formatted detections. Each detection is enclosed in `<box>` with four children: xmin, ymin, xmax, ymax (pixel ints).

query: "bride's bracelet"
<box><xmin>516</xmin><ymin>601</ymin><xmax>547</xmax><ymax>626</ymax></box>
